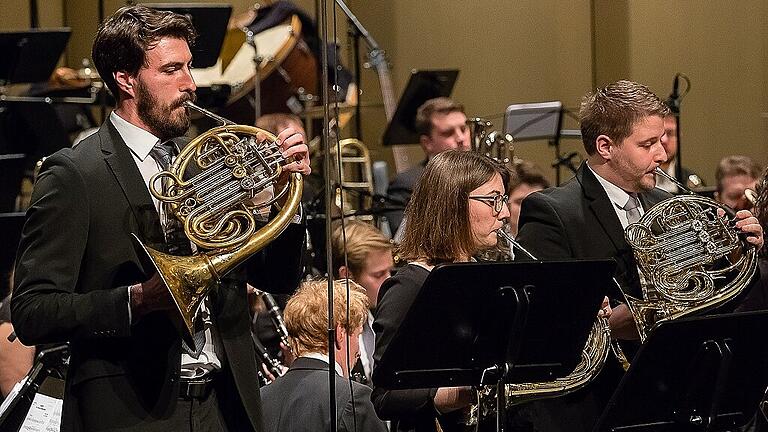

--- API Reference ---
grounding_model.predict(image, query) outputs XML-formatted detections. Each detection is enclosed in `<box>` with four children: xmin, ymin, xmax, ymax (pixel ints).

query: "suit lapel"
<box><xmin>578</xmin><ymin>164</ymin><xmax>643</xmax><ymax>297</ymax></box>
<box><xmin>100</xmin><ymin>121</ymin><xmax>165</xmax><ymax>248</ymax></box>
<box><xmin>579</xmin><ymin>164</ymin><xmax>627</xmax><ymax>253</ymax></box>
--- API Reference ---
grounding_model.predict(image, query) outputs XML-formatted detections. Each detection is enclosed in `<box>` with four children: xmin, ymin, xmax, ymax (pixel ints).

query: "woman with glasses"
<box><xmin>371</xmin><ymin>150</ymin><xmax>510</xmax><ymax>432</ymax></box>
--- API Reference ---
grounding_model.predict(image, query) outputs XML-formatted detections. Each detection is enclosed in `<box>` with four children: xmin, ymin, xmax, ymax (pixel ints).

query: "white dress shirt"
<box><xmin>587</xmin><ymin>162</ymin><xmax>645</xmax><ymax>230</ymax></box>
<box><xmin>111</xmin><ymin>112</ymin><xmax>223</xmax><ymax>376</ymax></box>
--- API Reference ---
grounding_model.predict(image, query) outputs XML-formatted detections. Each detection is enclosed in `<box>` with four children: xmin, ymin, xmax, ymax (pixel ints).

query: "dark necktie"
<box><xmin>148</xmin><ymin>141</ymin><xmax>192</xmax><ymax>257</ymax></box>
<box><xmin>149</xmin><ymin>140</ymin><xmax>204</xmax><ymax>357</ymax></box>
<box><xmin>623</xmin><ymin>193</ymin><xmax>642</xmax><ymax>225</ymax></box>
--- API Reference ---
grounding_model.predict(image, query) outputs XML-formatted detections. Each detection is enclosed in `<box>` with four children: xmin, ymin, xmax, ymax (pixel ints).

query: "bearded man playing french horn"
<box><xmin>514</xmin><ymin>79</ymin><xmax>763</xmax><ymax>432</ymax></box>
<box><xmin>11</xmin><ymin>5</ymin><xmax>310</xmax><ymax>432</ymax></box>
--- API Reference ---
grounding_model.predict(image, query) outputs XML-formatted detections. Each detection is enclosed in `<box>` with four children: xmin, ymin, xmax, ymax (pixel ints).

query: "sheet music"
<box><xmin>19</xmin><ymin>393</ymin><xmax>62</xmax><ymax>432</ymax></box>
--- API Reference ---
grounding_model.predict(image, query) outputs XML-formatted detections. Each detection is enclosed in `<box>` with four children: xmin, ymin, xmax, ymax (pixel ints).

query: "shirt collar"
<box><xmin>586</xmin><ymin>162</ymin><xmax>635</xmax><ymax>210</ymax></box>
<box><xmin>110</xmin><ymin>111</ymin><xmax>160</xmax><ymax>161</ymax></box>
<box><xmin>302</xmin><ymin>352</ymin><xmax>344</xmax><ymax>376</ymax></box>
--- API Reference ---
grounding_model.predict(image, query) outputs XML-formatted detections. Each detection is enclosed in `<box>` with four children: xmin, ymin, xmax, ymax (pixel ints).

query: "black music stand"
<box><xmin>594</xmin><ymin>311</ymin><xmax>768</xmax><ymax>432</ymax></box>
<box><xmin>143</xmin><ymin>3</ymin><xmax>232</xmax><ymax>68</ymax></box>
<box><xmin>382</xmin><ymin>69</ymin><xmax>459</xmax><ymax>145</ymax></box>
<box><xmin>374</xmin><ymin>259</ymin><xmax>615</xmax><ymax>431</ymax></box>
<box><xmin>0</xmin><ymin>29</ymin><xmax>70</xmax><ymax>85</ymax></box>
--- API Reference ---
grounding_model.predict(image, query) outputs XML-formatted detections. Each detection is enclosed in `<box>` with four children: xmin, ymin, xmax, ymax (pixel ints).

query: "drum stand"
<box><xmin>245</xmin><ymin>28</ymin><xmax>262</xmax><ymax>122</ymax></box>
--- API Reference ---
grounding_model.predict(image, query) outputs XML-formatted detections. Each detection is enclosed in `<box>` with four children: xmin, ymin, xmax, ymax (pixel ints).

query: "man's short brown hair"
<box><xmin>284</xmin><ymin>280</ymin><xmax>369</xmax><ymax>356</ymax></box>
<box><xmin>715</xmin><ymin>155</ymin><xmax>762</xmax><ymax>192</ymax></box>
<box><xmin>508</xmin><ymin>160</ymin><xmax>550</xmax><ymax>192</ymax></box>
<box><xmin>415</xmin><ymin>97</ymin><xmax>465</xmax><ymax>136</ymax></box>
<box><xmin>579</xmin><ymin>80</ymin><xmax>669</xmax><ymax>155</ymax></box>
<box><xmin>92</xmin><ymin>5</ymin><xmax>197</xmax><ymax>97</ymax></box>
<box><xmin>331</xmin><ymin>221</ymin><xmax>392</xmax><ymax>278</ymax></box>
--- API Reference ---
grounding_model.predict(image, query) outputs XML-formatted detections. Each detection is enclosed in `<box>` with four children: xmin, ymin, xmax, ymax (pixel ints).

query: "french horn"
<box><xmin>624</xmin><ymin>168</ymin><xmax>758</xmax><ymax>342</ymax></box>
<box><xmin>466</xmin><ymin>229</ymin><xmax>614</xmax><ymax>429</ymax></box>
<box><xmin>133</xmin><ymin>101</ymin><xmax>303</xmax><ymax>346</ymax></box>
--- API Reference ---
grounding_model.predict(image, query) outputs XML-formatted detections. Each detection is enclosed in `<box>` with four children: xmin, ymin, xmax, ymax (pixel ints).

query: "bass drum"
<box><xmin>193</xmin><ymin>15</ymin><xmax>318</xmax><ymax>126</ymax></box>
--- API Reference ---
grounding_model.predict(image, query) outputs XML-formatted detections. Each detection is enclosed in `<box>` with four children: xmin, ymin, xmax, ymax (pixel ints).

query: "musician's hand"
<box><xmin>277</xmin><ymin>127</ymin><xmax>311</xmax><ymax>176</ymax></box>
<box><xmin>433</xmin><ymin>386</ymin><xmax>474</xmax><ymax>414</ymax></box>
<box><xmin>129</xmin><ymin>273</ymin><xmax>173</xmax><ymax>322</ymax></box>
<box><xmin>730</xmin><ymin>209</ymin><xmax>764</xmax><ymax>250</ymax></box>
<box><xmin>608</xmin><ymin>304</ymin><xmax>640</xmax><ymax>340</ymax></box>
<box><xmin>598</xmin><ymin>296</ymin><xmax>612</xmax><ymax>319</ymax></box>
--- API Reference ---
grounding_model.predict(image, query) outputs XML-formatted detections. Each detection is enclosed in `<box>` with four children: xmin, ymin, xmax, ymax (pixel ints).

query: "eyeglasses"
<box><xmin>469</xmin><ymin>193</ymin><xmax>509</xmax><ymax>214</ymax></box>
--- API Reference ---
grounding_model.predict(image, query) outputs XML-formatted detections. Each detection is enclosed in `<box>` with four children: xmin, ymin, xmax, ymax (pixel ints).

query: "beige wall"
<box><xmin>9</xmin><ymin>0</ymin><xmax>768</xmax><ymax>186</ymax></box>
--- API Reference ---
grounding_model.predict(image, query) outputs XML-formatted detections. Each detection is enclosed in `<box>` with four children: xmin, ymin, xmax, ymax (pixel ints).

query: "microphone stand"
<box><xmin>667</xmin><ymin>73</ymin><xmax>684</xmax><ymax>184</ymax></box>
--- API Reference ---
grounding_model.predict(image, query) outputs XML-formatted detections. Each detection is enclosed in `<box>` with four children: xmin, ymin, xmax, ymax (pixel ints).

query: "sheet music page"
<box><xmin>19</xmin><ymin>393</ymin><xmax>62</xmax><ymax>432</ymax></box>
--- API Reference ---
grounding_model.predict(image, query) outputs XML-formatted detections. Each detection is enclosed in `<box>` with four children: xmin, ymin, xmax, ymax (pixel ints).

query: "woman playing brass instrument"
<box><xmin>371</xmin><ymin>150</ymin><xmax>510</xmax><ymax>432</ymax></box>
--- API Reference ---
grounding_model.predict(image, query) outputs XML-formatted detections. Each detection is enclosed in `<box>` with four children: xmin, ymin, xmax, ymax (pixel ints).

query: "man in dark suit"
<box><xmin>11</xmin><ymin>6</ymin><xmax>310</xmax><ymax>431</ymax></box>
<box><xmin>514</xmin><ymin>80</ymin><xmax>763</xmax><ymax>431</ymax></box>
<box><xmin>386</xmin><ymin>97</ymin><xmax>470</xmax><ymax>234</ymax></box>
<box><xmin>260</xmin><ymin>280</ymin><xmax>387</xmax><ymax>432</ymax></box>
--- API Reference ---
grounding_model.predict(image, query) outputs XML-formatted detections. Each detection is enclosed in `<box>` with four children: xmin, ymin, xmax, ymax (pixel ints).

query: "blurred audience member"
<box><xmin>506</xmin><ymin>160</ymin><xmax>550</xmax><ymax>238</ymax></box>
<box><xmin>715</xmin><ymin>155</ymin><xmax>761</xmax><ymax>212</ymax></box>
<box><xmin>655</xmin><ymin>113</ymin><xmax>704</xmax><ymax>193</ymax></box>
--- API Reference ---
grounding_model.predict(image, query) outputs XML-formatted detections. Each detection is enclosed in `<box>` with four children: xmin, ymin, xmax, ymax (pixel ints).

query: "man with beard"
<box><xmin>514</xmin><ymin>80</ymin><xmax>763</xmax><ymax>432</ymax></box>
<box><xmin>11</xmin><ymin>6</ymin><xmax>310</xmax><ymax>432</ymax></box>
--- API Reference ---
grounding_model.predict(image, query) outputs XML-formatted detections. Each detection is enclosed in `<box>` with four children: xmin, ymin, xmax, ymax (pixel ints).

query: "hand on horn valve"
<box><xmin>720</xmin><ymin>208</ymin><xmax>764</xmax><ymax>250</ymax></box>
<box><xmin>276</xmin><ymin>127</ymin><xmax>311</xmax><ymax>176</ymax></box>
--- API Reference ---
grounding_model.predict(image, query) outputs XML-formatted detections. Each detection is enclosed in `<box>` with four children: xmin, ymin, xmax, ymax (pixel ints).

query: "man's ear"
<box><xmin>338</xmin><ymin>266</ymin><xmax>350</xmax><ymax>280</ymax></box>
<box><xmin>420</xmin><ymin>135</ymin><xmax>433</xmax><ymax>157</ymax></box>
<box><xmin>114</xmin><ymin>71</ymin><xmax>136</xmax><ymax>98</ymax></box>
<box><xmin>334</xmin><ymin>324</ymin><xmax>346</xmax><ymax>350</ymax></box>
<box><xmin>594</xmin><ymin>134</ymin><xmax>614</xmax><ymax>160</ymax></box>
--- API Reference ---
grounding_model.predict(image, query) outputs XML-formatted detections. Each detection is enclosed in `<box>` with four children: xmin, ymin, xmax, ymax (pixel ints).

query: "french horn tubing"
<box><xmin>133</xmin><ymin>101</ymin><xmax>303</xmax><ymax>347</ymax></box>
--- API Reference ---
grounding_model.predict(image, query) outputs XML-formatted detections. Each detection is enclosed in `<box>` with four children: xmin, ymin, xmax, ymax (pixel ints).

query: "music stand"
<box><xmin>503</xmin><ymin>101</ymin><xmax>571</xmax><ymax>185</ymax></box>
<box><xmin>594</xmin><ymin>311</ymin><xmax>768</xmax><ymax>432</ymax></box>
<box><xmin>0</xmin><ymin>29</ymin><xmax>71</xmax><ymax>86</ymax></box>
<box><xmin>382</xmin><ymin>69</ymin><xmax>459</xmax><ymax>145</ymax></box>
<box><xmin>374</xmin><ymin>260</ymin><xmax>614</xmax><ymax>431</ymax></box>
<box><xmin>143</xmin><ymin>3</ymin><xmax>232</xmax><ymax>68</ymax></box>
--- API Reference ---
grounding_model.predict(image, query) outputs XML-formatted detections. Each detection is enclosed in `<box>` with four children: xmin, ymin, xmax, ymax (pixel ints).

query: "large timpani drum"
<box><xmin>192</xmin><ymin>15</ymin><xmax>318</xmax><ymax>125</ymax></box>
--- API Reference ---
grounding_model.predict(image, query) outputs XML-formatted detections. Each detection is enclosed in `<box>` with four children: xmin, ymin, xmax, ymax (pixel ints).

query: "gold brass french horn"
<box><xmin>133</xmin><ymin>101</ymin><xmax>303</xmax><ymax>346</ymax></box>
<box><xmin>624</xmin><ymin>168</ymin><xmax>758</xmax><ymax>342</ymax></box>
<box><xmin>466</xmin><ymin>229</ymin><xmax>615</xmax><ymax>429</ymax></box>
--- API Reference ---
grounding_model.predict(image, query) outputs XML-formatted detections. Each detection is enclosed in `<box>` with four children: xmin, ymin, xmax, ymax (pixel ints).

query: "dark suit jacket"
<box><xmin>11</xmin><ymin>120</ymin><xmax>304</xmax><ymax>431</ymax></box>
<box><xmin>513</xmin><ymin>162</ymin><xmax>671</xmax><ymax>432</ymax></box>
<box><xmin>385</xmin><ymin>161</ymin><xmax>426</xmax><ymax>234</ymax></box>
<box><xmin>516</xmin><ymin>162</ymin><xmax>671</xmax><ymax>300</ymax></box>
<box><xmin>260</xmin><ymin>357</ymin><xmax>387</xmax><ymax>432</ymax></box>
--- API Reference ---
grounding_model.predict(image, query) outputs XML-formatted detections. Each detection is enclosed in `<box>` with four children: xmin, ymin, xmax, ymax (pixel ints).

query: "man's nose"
<box><xmin>180</xmin><ymin>67</ymin><xmax>197</xmax><ymax>93</ymax></box>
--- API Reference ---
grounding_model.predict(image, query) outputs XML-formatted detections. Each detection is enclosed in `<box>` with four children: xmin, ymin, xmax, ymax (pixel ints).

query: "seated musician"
<box><xmin>331</xmin><ymin>220</ymin><xmax>394</xmax><ymax>384</ymax></box>
<box><xmin>515</xmin><ymin>79</ymin><xmax>764</xmax><ymax>431</ymax></box>
<box><xmin>386</xmin><ymin>97</ymin><xmax>471</xmax><ymax>234</ymax></box>
<box><xmin>372</xmin><ymin>150</ymin><xmax>510</xmax><ymax>432</ymax></box>
<box><xmin>260</xmin><ymin>279</ymin><xmax>388</xmax><ymax>432</ymax></box>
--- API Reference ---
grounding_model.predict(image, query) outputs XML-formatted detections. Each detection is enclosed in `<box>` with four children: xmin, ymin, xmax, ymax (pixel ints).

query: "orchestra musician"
<box><xmin>515</xmin><ymin>79</ymin><xmax>764</xmax><ymax>431</ymax></box>
<box><xmin>260</xmin><ymin>279</ymin><xmax>388</xmax><ymax>432</ymax></box>
<box><xmin>11</xmin><ymin>6</ymin><xmax>309</xmax><ymax>432</ymax></box>
<box><xmin>372</xmin><ymin>150</ymin><xmax>510</xmax><ymax>432</ymax></box>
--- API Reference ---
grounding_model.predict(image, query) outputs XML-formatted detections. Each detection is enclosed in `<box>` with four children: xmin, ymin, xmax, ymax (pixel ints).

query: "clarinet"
<box><xmin>251</xmin><ymin>332</ymin><xmax>284</xmax><ymax>386</ymax></box>
<box><xmin>256</xmin><ymin>290</ymin><xmax>292</xmax><ymax>352</ymax></box>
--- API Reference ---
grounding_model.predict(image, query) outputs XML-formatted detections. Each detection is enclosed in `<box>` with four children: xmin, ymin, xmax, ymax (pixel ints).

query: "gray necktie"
<box><xmin>149</xmin><ymin>141</ymin><xmax>204</xmax><ymax>358</ymax></box>
<box><xmin>623</xmin><ymin>193</ymin><xmax>642</xmax><ymax>225</ymax></box>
